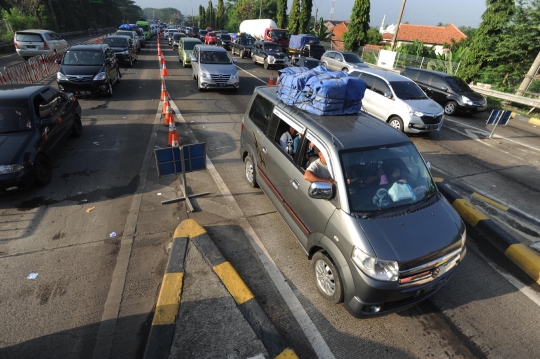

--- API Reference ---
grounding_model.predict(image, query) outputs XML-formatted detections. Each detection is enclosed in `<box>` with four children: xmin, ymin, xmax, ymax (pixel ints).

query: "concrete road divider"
<box><xmin>435</xmin><ymin>177</ymin><xmax>540</xmax><ymax>284</ymax></box>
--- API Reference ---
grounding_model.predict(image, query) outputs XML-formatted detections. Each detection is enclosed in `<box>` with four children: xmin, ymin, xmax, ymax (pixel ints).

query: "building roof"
<box><xmin>382</xmin><ymin>33</ymin><xmax>393</xmax><ymax>41</ymax></box>
<box><xmin>324</xmin><ymin>20</ymin><xmax>349</xmax><ymax>29</ymax></box>
<box><xmin>396</xmin><ymin>24</ymin><xmax>466</xmax><ymax>45</ymax></box>
<box><xmin>330</xmin><ymin>22</ymin><xmax>348</xmax><ymax>41</ymax></box>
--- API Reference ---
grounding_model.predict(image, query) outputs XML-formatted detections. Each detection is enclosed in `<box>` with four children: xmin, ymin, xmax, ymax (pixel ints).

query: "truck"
<box><xmin>239</xmin><ymin>19</ymin><xmax>290</xmax><ymax>51</ymax></box>
<box><xmin>288</xmin><ymin>34</ymin><xmax>326</xmax><ymax>60</ymax></box>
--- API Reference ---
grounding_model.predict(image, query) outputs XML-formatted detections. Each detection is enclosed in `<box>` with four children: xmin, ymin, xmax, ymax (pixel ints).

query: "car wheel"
<box><xmin>388</xmin><ymin>116</ymin><xmax>404</xmax><ymax>132</ymax></box>
<box><xmin>241</xmin><ymin>52</ymin><xmax>245</xmax><ymax>59</ymax></box>
<box><xmin>71</xmin><ymin>115</ymin><xmax>83</xmax><ymax>138</ymax></box>
<box><xmin>34</xmin><ymin>155</ymin><xmax>52</xmax><ymax>187</ymax></box>
<box><xmin>444</xmin><ymin>101</ymin><xmax>458</xmax><ymax>116</ymax></box>
<box><xmin>322</xmin><ymin>62</ymin><xmax>328</xmax><ymax>68</ymax></box>
<box><xmin>244</xmin><ymin>155</ymin><xmax>258</xmax><ymax>188</ymax></box>
<box><xmin>106</xmin><ymin>81</ymin><xmax>113</xmax><ymax>97</ymax></box>
<box><xmin>342</xmin><ymin>67</ymin><xmax>349</xmax><ymax>73</ymax></box>
<box><xmin>312</xmin><ymin>251</ymin><xmax>343</xmax><ymax>304</ymax></box>
<box><xmin>264</xmin><ymin>59</ymin><xmax>269</xmax><ymax>70</ymax></box>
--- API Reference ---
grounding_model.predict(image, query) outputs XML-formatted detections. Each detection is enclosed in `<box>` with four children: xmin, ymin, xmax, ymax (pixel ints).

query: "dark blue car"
<box><xmin>0</xmin><ymin>85</ymin><xmax>82</xmax><ymax>193</ymax></box>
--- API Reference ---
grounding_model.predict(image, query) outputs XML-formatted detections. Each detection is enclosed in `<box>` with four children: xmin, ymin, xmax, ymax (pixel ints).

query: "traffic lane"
<box><xmin>0</xmin><ymin>44</ymin><xmax>164</xmax><ymax>357</ymax></box>
<box><xmin>168</xmin><ymin>55</ymin><xmax>540</xmax><ymax>358</ymax></box>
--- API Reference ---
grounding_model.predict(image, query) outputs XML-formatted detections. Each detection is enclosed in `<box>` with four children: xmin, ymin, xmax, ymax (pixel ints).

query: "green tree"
<box><xmin>459</xmin><ymin>0</ymin><xmax>515</xmax><ymax>82</ymax></box>
<box><xmin>216</xmin><ymin>0</ymin><xmax>226</xmax><ymax>29</ymax></box>
<box><xmin>311</xmin><ymin>17</ymin><xmax>331</xmax><ymax>40</ymax></box>
<box><xmin>299</xmin><ymin>0</ymin><xmax>312</xmax><ymax>33</ymax></box>
<box><xmin>458</xmin><ymin>25</ymin><xmax>477</xmax><ymax>37</ymax></box>
<box><xmin>366</xmin><ymin>28</ymin><xmax>382</xmax><ymax>45</ymax></box>
<box><xmin>276</xmin><ymin>0</ymin><xmax>287</xmax><ymax>28</ymax></box>
<box><xmin>225</xmin><ymin>0</ymin><xmax>256</xmax><ymax>31</ymax></box>
<box><xmin>199</xmin><ymin>5</ymin><xmax>206</xmax><ymax>27</ymax></box>
<box><xmin>342</xmin><ymin>0</ymin><xmax>370</xmax><ymax>51</ymax></box>
<box><xmin>288</xmin><ymin>0</ymin><xmax>302</xmax><ymax>34</ymax></box>
<box><xmin>206</xmin><ymin>0</ymin><xmax>214</xmax><ymax>29</ymax></box>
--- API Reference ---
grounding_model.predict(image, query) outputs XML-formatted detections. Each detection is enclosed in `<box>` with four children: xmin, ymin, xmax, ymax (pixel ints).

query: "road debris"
<box><xmin>27</xmin><ymin>273</ymin><xmax>38</xmax><ymax>280</ymax></box>
<box><xmin>86</xmin><ymin>206</ymin><xmax>95</xmax><ymax>213</ymax></box>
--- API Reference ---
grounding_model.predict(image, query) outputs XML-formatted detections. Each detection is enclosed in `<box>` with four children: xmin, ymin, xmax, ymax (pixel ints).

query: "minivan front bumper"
<box><xmin>406</xmin><ymin>114</ymin><xmax>444</xmax><ymax>133</ymax></box>
<box><xmin>344</xmin><ymin>246</ymin><xmax>466</xmax><ymax>317</ymax></box>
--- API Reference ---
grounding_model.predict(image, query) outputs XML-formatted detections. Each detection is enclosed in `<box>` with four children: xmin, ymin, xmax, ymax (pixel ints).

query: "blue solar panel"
<box><xmin>487</xmin><ymin>110</ymin><xmax>502</xmax><ymax>125</ymax></box>
<box><xmin>154</xmin><ymin>143</ymin><xmax>206</xmax><ymax>177</ymax></box>
<box><xmin>500</xmin><ymin>111</ymin><xmax>512</xmax><ymax>125</ymax></box>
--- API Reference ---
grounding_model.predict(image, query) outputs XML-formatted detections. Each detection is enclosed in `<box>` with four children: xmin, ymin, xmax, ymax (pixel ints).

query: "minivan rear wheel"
<box><xmin>313</xmin><ymin>251</ymin><xmax>343</xmax><ymax>304</ymax></box>
<box><xmin>444</xmin><ymin>101</ymin><xmax>458</xmax><ymax>116</ymax></box>
<box><xmin>388</xmin><ymin>116</ymin><xmax>404</xmax><ymax>132</ymax></box>
<box><xmin>244</xmin><ymin>155</ymin><xmax>258</xmax><ymax>188</ymax></box>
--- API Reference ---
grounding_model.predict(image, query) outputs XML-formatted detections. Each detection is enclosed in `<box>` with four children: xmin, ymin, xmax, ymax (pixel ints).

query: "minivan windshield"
<box><xmin>63</xmin><ymin>50</ymin><xmax>103</xmax><ymax>66</ymax></box>
<box><xmin>341</xmin><ymin>142</ymin><xmax>436</xmax><ymax>215</ymax></box>
<box><xmin>447</xmin><ymin>76</ymin><xmax>471</xmax><ymax>92</ymax></box>
<box><xmin>343</xmin><ymin>53</ymin><xmax>363</xmax><ymax>63</ymax></box>
<box><xmin>390</xmin><ymin>81</ymin><xmax>428</xmax><ymax>100</ymax></box>
<box><xmin>199</xmin><ymin>50</ymin><xmax>231</xmax><ymax>64</ymax></box>
<box><xmin>183</xmin><ymin>41</ymin><xmax>198</xmax><ymax>50</ymax></box>
<box><xmin>220</xmin><ymin>34</ymin><xmax>231</xmax><ymax>40</ymax></box>
<box><xmin>0</xmin><ymin>101</ymin><xmax>32</xmax><ymax>134</ymax></box>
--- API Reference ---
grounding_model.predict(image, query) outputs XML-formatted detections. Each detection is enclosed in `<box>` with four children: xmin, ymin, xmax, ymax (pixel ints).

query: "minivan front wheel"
<box><xmin>388</xmin><ymin>116</ymin><xmax>404</xmax><ymax>132</ymax></box>
<box><xmin>313</xmin><ymin>251</ymin><xmax>343</xmax><ymax>304</ymax></box>
<box><xmin>244</xmin><ymin>155</ymin><xmax>258</xmax><ymax>188</ymax></box>
<box><xmin>444</xmin><ymin>101</ymin><xmax>458</xmax><ymax>116</ymax></box>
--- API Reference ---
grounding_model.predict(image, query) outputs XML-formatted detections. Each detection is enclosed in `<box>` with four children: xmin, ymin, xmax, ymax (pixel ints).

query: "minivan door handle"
<box><xmin>262</xmin><ymin>146</ymin><xmax>267</xmax><ymax>154</ymax></box>
<box><xmin>291</xmin><ymin>179</ymin><xmax>299</xmax><ymax>189</ymax></box>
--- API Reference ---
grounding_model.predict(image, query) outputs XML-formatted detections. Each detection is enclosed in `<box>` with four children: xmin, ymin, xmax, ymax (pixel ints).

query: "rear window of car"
<box><xmin>220</xmin><ymin>34</ymin><xmax>231</xmax><ymax>40</ymax></box>
<box><xmin>0</xmin><ymin>101</ymin><xmax>33</xmax><ymax>133</ymax></box>
<box><xmin>116</xmin><ymin>31</ymin><xmax>133</xmax><ymax>37</ymax></box>
<box><xmin>16</xmin><ymin>33</ymin><xmax>43</xmax><ymax>42</ymax></box>
<box><xmin>104</xmin><ymin>38</ymin><xmax>128</xmax><ymax>47</ymax></box>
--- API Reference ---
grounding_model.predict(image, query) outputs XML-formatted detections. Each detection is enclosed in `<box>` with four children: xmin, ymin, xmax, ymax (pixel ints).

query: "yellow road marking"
<box><xmin>505</xmin><ymin>244</ymin><xmax>540</xmax><ymax>284</ymax></box>
<box><xmin>275</xmin><ymin>348</ymin><xmax>300</xmax><ymax>359</ymax></box>
<box><xmin>472</xmin><ymin>193</ymin><xmax>509</xmax><ymax>211</ymax></box>
<box><xmin>214</xmin><ymin>262</ymin><xmax>254</xmax><ymax>305</ymax></box>
<box><xmin>452</xmin><ymin>199</ymin><xmax>489</xmax><ymax>227</ymax></box>
<box><xmin>152</xmin><ymin>273</ymin><xmax>184</xmax><ymax>325</ymax></box>
<box><xmin>174</xmin><ymin>218</ymin><xmax>206</xmax><ymax>239</ymax></box>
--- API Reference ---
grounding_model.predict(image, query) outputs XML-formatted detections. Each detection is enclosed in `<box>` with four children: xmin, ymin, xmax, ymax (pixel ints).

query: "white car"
<box><xmin>14</xmin><ymin>29</ymin><xmax>68</xmax><ymax>60</ymax></box>
<box><xmin>350</xmin><ymin>68</ymin><xmax>444</xmax><ymax>134</ymax></box>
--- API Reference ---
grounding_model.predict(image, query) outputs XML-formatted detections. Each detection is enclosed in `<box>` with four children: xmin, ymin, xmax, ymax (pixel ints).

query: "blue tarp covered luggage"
<box><xmin>289</xmin><ymin>34</ymin><xmax>320</xmax><ymax>50</ymax></box>
<box><xmin>119</xmin><ymin>24</ymin><xmax>132</xmax><ymax>30</ymax></box>
<box><xmin>277</xmin><ymin>66</ymin><xmax>366</xmax><ymax>116</ymax></box>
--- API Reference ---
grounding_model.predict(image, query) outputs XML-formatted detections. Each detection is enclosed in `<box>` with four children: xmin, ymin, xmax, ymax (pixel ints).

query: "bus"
<box><xmin>136</xmin><ymin>21</ymin><xmax>151</xmax><ymax>40</ymax></box>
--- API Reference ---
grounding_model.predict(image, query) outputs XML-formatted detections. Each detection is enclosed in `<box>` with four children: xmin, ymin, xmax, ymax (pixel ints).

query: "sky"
<box><xmin>134</xmin><ymin>0</ymin><xmax>486</xmax><ymax>28</ymax></box>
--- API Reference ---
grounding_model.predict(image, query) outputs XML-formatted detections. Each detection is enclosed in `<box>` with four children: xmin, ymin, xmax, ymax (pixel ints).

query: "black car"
<box><xmin>231</xmin><ymin>37</ymin><xmax>254</xmax><ymax>58</ymax></box>
<box><xmin>56</xmin><ymin>44</ymin><xmax>121</xmax><ymax>97</ymax></box>
<box><xmin>172</xmin><ymin>33</ymin><xmax>187</xmax><ymax>51</ymax></box>
<box><xmin>215</xmin><ymin>33</ymin><xmax>232</xmax><ymax>50</ymax></box>
<box><xmin>0</xmin><ymin>85</ymin><xmax>82</xmax><ymax>192</ymax></box>
<box><xmin>198</xmin><ymin>30</ymin><xmax>208</xmax><ymax>41</ymax></box>
<box><xmin>400</xmin><ymin>67</ymin><xmax>487</xmax><ymax>116</ymax></box>
<box><xmin>252</xmin><ymin>40</ymin><xmax>288</xmax><ymax>69</ymax></box>
<box><xmin>103</xmin><ymin>35</ymin><xmax>137</xmax><ymax>67</ymax></box>
<box><xmin>287</xmin><ymin>55</ymin><xmax>321</xmax><ymax>69</ymax></box>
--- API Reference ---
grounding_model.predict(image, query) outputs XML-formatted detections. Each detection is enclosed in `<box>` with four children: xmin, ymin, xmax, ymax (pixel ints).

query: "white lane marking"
<box><xmin>445</xmin><ymin>117</ymin><xmax>540</xmax><ymax>153</ymax></box>
<box><xmin>235</xmin><ymin>64</ymin><xmax>268</xmax><ymax>84</ymax></box>
<box><xmin>466</xmin><ymin>240</ymin><xmax>540</xmax><ymax>307</ymax></box>
<box><xmin>168</xmin><ymin>98</ymin><xmax>336</xmax><ymax>359</ymax></box>
<box><xmin>91</xmin><ymin>101</ymin><xmax>163</xmax><ymax>359</ymax></box>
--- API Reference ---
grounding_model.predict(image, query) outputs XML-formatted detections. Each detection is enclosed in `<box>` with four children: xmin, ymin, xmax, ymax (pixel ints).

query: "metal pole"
<box><xmin>516</xmin><ymin>50</ymin><xmax>540</xmax><ymax>96</ymax></box>
<box><xmin>259</xmin><ymin>0</ymin><xmax>263</xmax><ymax>19</ymax></box>
<box><xmin>390</xmin><ymin>0</ymin><xmax>406</xmax><ymax>52</ymax></box>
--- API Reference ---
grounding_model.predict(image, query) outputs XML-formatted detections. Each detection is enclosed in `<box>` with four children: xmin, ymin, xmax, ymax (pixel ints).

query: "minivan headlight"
<box><xmin>352</xmin><ymin>246</ymin><xmax>399</xmax><ymax>281</ymax></box>
<box><xmin>201</xmin><ymin>72</ymin><xmax>210</xmax><ymax>79</ymax></box>
<box><xmin>407</xmin><ymin>106</ymin><xmax>423</xmax><ymax>117</ymax></box>
<box><xmin>462</xmin><ymin>96</ymin><xmax>473</xmax><ymax>105</ymax></box>
<box><xmin>231</xmin><ymin>72</ymin><xmax>239</xmax><ymax>80</ymax></box>
<box><xmin>267</xmin><ymin>55</ymin><xmax>276</xmax><ymax>64</ymax></box>
<box><xmin>0</xmin><ymin>164</ymin><xmax>24</xmax><ymax>174</ymax></box>
<box><xmin>461</xmin><ymin>229</ymin><xmax>467</xmax><ymax>247</ymax></box>
<box><xmin>93</xmin><ymin>72</ymin><xmax>107</xmax><ymax>81</ymax></box>
<box><xmin>57</xmin><ymin>72</ymin><xmax>68</xmax><ymax>81</ymax></box>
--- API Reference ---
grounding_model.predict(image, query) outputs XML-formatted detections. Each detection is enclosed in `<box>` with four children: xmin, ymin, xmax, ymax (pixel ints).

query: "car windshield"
<box><xmin>63</xmin><ymin>50</ymin><xmax>103</xmax><ymax>66</ymax></box>
<box><xmin>184</xmin><ymin>41</ymin><xmax>198</xmax><ymax>50</ymax></box>
<box><xmin>239</xmin><ymin>38</ymin><xmax>253</xmax><ymax>45</ymax></box>
<box><xmin>173</xmin><ymin>34</ymin><xmax>183</xmax><ymax>40</ymax></box>
<box><xmin>220</xmin><ymin>34</ymin><xmax>231</xmax><ymax>40</ymax></box>
<box><xmin>200</xmin><ymin>50</ymin><xmax>231</xmax><ymax>64</ymax></box>
<box><xmin>0</xmin><ymin>101</ymin><xmax>33</xmax><ymax>134</ymax></box>
<box><xmin>343</xmin><ymin>53</ymin><xmax>363</xmax><ymax>63</ymax></box>
<box><xmin>265</xmin><ymin>44</ymin><xmax>282</xmax><ymax>52</ymax></box>
<box><xmin>341</xmin><ymin>143</ymin><xmax>436</xmax><ymax>215</ymax></box>
<box><xmin>269</xmin><ymin>30</ymin><xmax>289</xmax><ymax>39</ymax></box>
<box><xmin>447</xmin><ymin>76</ymin><xmax>471</xmax><ymax>92</ymax></box>
<box><xmin>389</xmin><ymin>81</ymin><xmax>428</xmax><ymax>100</ymax></box>
<box><xmin>103</xmin><ymin>38</ymin><xmax>128</xmax><ymax>48</ymax></box>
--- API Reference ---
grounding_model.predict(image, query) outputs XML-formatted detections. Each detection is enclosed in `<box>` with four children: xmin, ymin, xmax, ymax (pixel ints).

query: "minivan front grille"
<box><xmin>67</xmin><ymin>75</ymin><xmax>93</xmax><ymax>82</ymax></box>
<box><xmin>421</xmin><ymin>114</ymin><xmax>443</xmax><ymax>124</ymax></box>
<box><xmin>211</xmin><ymin>74</ymin><xmax>230</xmax><ymax>83</ymax></box>
<box><xmin>398</xmin><ymin>248</ymin><xmax>462</xmax><ymax>286</ymax></box>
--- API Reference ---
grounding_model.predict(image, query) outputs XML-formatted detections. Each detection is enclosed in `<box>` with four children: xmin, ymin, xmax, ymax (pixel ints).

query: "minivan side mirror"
<box><xmin>232</xmin><ymin>58</ymin><xmax>237</xmax><ymax>63</ymax></box>
<box><xmin>308</xmin><ymin>182</ymin><xmax>334</xmax><ymax>200</ymax></box>
<box><xmin>441</xmin><ymin>86</ymin><xmax>448</xmax><ymax>91</ymax></box>
<box><xmin>383</xmin><ymin>92</ymin><xmax>392</xmax><ymax>99</ymax></box>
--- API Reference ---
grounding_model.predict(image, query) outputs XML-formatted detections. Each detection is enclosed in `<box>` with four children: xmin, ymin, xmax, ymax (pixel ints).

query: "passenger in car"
<box><xmin>304</xmin><ymin>147</ymin><xmax>334</xmax><ymax>186</ymax></box>
<box><xmin>380</xmin><ymin>161</ymin><xmax>407</xmax><ymax>185</ymax></box>
<box><xmin>279</xmin><ymin>126</ymin><xmax>296</xmax><ymax>154</ymax></box>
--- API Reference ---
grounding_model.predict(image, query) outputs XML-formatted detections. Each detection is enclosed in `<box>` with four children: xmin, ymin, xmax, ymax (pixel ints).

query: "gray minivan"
<box><xmin>191</xmin><ymin>45</ymin><xmax>239</xmax><ymax>91</ymax></box>
<box><xmin>239</xmin><ymin>86</ymin><xmax>467</xmax><ymax>317</ymax></box>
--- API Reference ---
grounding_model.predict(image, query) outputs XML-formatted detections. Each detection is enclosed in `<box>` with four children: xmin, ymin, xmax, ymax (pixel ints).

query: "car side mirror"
<box><xmin>441</xmin><ymin>86</ymin><xmax>448</xmax><ymax>91</ymax></box>
<box><xmin>308</xmin><ymin>182</ymin><xmax>334</xmax><ymax>200</ymax></box>
<box><xmin>384</xmin><ymin>92</ymin><xmax>392</xmax><ymax>99</ymax></box>
<box><xmin>38</xmin><ymin>118</ymin><xmax>55</xmax><ymax>128</ymax></box>
<box><xmin>232</xmin><ymin>58</ymin><xmax>237</xmax><ymax>63</ymax></box>
<box><xmin>191</xmin><ymin>57</ymin><xmax>197</xmax><ymax>62</ymax></box>
<box><xmin>55</xmin><ymin>59</ymin><xmax>61</xmax><ymax>64</ymax></box>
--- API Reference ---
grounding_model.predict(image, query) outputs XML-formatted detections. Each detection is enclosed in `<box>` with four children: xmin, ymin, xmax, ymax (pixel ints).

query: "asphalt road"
<box><xmin>0</xmin><ymin>38</ymin><xmax>539</xmax><ymax>359</ymax></box>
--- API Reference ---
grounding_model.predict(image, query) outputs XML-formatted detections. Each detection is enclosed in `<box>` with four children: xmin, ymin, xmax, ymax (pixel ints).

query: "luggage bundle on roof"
<box><xmin>277</xmin><ymin>66</ymin><xmax>366</xmax><ymax>116</ymax></box>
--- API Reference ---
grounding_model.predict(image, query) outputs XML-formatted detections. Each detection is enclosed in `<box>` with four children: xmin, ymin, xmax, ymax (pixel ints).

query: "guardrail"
<box><xmin>469</xmin><ymin>85</ymin><xmax>540</xmax><ymax>108</ymax></box>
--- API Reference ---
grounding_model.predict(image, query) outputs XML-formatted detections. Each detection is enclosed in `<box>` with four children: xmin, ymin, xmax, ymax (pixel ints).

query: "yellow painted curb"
<box><xmin>152</xmin><ymin>272</ymin><xmax>184</xmax><ymax>325</ymax></box>
<box><xmin>505</xmin><ymin>244</ymin><xmax>540</xmax><ymax>285</ymax></box>
<box><xmin>472</xmin><ymin>193</ymin><xmax>509</xmax><ymax>211</ymax></box>
<box><xmin>529</xmin><ymin>117</ymin><xmax>540</xmax><ymax>126</ymax></box>
<box><xmin>452</xmin><ymin>199</ymin><xmax>489</xmax><ymax>227</ymax></box>
<box><xmin>275</xmin><ymin>348</ymin><xmax>300</xmax><ymax>359</ymax></box>
<box><xmin>433</xmin><ymin>177</ymin><xmax>444</xmax><ymax>183</ymax></box>
<box><xmin>174</xmin><ymin>218</ymin><xmax>206</xmax><ymax>239</ymax></box>
<box><xmin>214</xmin><ymin>262</ymin><xmax>254</xmax><ymax>305</ymax></box>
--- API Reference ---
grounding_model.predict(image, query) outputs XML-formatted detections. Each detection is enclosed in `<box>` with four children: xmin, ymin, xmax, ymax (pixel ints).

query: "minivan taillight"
<box><xmin>43</xmin><ymin>41</ymin><xmax>49</xmax><ymax>50</ymax></box>
<box><xmin>14</xmin><ymin>41</ymin><xmax>19</xmax><ymax>49</ymax></box>
<box><xmin>241</xmin><ymin>117</ymin><xmax>244</xmax><ymax>131</ymax></box>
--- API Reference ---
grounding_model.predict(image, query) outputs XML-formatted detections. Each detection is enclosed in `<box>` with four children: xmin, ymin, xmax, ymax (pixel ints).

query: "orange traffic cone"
<box><xmin>165</xmin><ymin>102</ymin><xmax>174</xmax><ymax>126</ymax></box>
<box><xmin>162</xmin><ymin>93</ymin><xmax>169</xmax><ymax>115</ymax></box>
<box><xmin>157</xmin><ymin>43</ymin><xmax>163</xmax><ymax>57</ymax></box>
<box><xmin>161</xmin><ymin>80</ymin><xmax>167</xmax><ymax>101</ymax></box>
<box><xmin>268</xmin><ymin>72</ymin><xmax>275</xmax><ymax>85</ymax></box>
<box><xmin>161</xmin><ymin>61</ymin><xmax>169</xmax><ymax>76</ymax></box>
<box><xmin>168</xmin><ymin>121</ymin><xmax>181</xmax><ymax>147</ymax></box>
<box><xmin>160</xmin><ymin>55</ymin><xmax>165</xmax><ymax>65</ymax></box>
